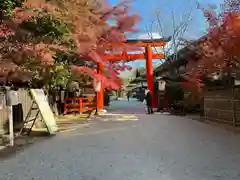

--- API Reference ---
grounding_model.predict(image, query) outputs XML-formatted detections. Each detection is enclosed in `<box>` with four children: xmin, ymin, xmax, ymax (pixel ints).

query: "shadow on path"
<box><xmin>0</xmin><ymin>134</ymin><xmax>55</xmax><ymax>160</ymax></box>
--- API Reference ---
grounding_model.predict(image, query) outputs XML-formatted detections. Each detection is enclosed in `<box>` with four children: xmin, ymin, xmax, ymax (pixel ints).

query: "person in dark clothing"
<box><xmin>127</xmin><ymin>91</ymin><xmax>131</xmax><ymax>101</ymax></box>
<box><xmin>145</xmin><ymin>90</ymin><xmax>154</xmax><ymax>114</ymax></box>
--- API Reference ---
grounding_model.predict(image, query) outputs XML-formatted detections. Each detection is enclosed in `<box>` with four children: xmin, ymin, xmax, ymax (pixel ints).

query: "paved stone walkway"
<box><xmin>106</xmin><ymin>99</ymin><xmax>146</xmax><ymax>114</ymax></box>
<box><xmin>0</xmin><ymin>100</ymin><xmax>240</xmax><ymax>180</ymax></box>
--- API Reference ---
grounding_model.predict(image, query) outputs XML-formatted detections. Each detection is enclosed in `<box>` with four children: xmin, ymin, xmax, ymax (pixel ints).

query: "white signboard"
<box><xmin>30</xmin><ymin>89</ymin><xmax>58</xmax><ymax>134</ymax></box>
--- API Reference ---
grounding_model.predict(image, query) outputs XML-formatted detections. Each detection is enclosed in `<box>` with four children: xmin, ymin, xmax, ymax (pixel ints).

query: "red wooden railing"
<box><xmin>64</xmin><ymin>96</ymin><xmax>96</xmax><ymax>115</ymax></box>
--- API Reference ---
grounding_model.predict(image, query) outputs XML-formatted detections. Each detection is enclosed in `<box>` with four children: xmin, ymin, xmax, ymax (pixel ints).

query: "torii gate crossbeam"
<box><xmin>97</xmin><ymin>38</ymin><xmax>169</xmax><ymax>109</ymax></box>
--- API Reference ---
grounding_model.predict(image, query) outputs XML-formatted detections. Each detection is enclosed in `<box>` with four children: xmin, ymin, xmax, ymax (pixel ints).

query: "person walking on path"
<box><xmin>127</xmin><ymin>91</ymin><xmax>131</xmax><ymax>102</ymax></box>
<box><xmin>145</xmin><ymin>89</ymin><xmax>154</xmax><ymax>114</ymax></box>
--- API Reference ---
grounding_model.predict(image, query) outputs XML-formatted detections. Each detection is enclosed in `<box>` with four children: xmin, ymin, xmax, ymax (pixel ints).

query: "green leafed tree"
<box><xmin>0</xmin><ymin>0</ymin><xmax>140</xmax><ymax>90</ymax></box>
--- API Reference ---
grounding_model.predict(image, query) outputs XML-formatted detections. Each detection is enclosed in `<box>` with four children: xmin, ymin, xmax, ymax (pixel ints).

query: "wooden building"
<box><xmin>155</xmin><ymin>35</ymin><xmax>240</xmax><ymax>126</ymax></box>
<box><xmin>154</xmin><ymin>40</ymin><xmax>203</xmax><ymax>113</ymax></box>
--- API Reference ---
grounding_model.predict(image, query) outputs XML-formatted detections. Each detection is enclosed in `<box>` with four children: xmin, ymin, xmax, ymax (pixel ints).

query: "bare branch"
<box><xmin>144</xmin><ymin>22</ymin><xmax>165</xmax><ymax>64</ymax></box>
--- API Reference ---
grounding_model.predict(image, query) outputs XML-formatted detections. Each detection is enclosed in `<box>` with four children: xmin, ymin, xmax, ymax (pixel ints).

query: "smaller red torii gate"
<box><xmin>97</xmin><ymin>38</ymin><xmax>168</xmax><ymax>109</ymax></box>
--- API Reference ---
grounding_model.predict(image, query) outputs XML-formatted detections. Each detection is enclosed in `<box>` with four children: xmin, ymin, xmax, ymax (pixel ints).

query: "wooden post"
<box><xmin>79</xmin><ymin>98</ymin><xmax>83</xmax><ymax>114</ymax></box>
<box><xmin>8</xmin><ymin>105</ymin><xmax>14</xmax><ymax>146</ymax></box>
<box><xmin>64</xmin><ymin>102</ymin><xmax>67</xmax><ymax>115</ymax></box>
<box><xmin>6</xmin><ymin>88</ymin><xmax>14</xmax><ymax>146</ymax></box>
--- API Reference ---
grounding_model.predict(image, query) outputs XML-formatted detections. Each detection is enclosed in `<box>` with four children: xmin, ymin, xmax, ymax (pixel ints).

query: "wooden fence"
<box><xmin>204</xmin><ymin>86</ymin><xmax>240</xmax><ymax>126</ymax></box>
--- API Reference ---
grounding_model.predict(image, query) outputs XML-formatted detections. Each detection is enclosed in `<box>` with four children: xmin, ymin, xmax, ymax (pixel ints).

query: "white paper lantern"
<box><xmin>158</xmin><ymin>80</ymin><xmax>166</xmax><ymax>91</ymax></box>
<box><xmin>93</xmin><ymin>79</ymin><xmax>101</xmax><ymax>92</ymax></box>
<box><xmin>7</xmin><ymin>90</ymin><xmax>20</xmax><ymax>106</ymax></box>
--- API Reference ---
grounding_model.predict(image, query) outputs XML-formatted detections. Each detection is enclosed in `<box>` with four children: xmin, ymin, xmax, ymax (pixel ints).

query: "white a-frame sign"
<box><xmin>20</xmin><ymin>89</ymin><xmax>58</xmax><ymax>135</ymax></box>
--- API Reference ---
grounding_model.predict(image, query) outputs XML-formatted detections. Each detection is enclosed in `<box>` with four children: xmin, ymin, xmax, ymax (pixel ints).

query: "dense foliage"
<box><xmin>0</xmin><ymin>0</ymin><xmax>140</xmax><ymax>89</ymax></box>
<box><xmin>0</xmin><ymin>0</ymin><xmax>24</xmax><ymax>15</ymax></box>
<box><xmin>182</xmin><ymin>0</ymin><xmax>240</xmax><ymax>92</ymax></box>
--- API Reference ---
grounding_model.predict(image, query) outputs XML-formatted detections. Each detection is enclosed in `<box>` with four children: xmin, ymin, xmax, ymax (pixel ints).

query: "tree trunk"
<box><xmin>47</xmin><ymin>88</ymin><xmax>59</xmax><ymax>116</ymax></box>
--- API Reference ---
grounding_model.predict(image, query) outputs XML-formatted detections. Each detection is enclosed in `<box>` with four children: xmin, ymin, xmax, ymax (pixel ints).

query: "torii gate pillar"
<box><xmin>97</xmin><ymin>63</ymin><xmax>104</xmax><ymax>110</ymax></box>
<box><xmin>145</xmin><ymin>45</ymin><xmax>156</xmax><ymax>108</ymax></box>
<box><xmin>102</xmin><ymin>38</ymin><xmax>169</xmax><ymax>109</ymax></box>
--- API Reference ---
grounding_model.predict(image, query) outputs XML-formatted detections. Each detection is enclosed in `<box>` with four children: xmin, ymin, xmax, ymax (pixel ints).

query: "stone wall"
<box><xmin>204</xmin><ymin>87</ymin><xmax>240</xmax><ymax>126</ymax></box>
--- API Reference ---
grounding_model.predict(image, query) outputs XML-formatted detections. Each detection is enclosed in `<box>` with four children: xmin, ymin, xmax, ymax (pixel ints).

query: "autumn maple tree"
<box><xmin>184</xmin><ymin>0</ymin><xmax>240</xmax><ymax>90</ymax></box>
<box><xmin>0</xmin><ymin>0</ymin><xmax>140</xmax><ymax>89</ymax></box>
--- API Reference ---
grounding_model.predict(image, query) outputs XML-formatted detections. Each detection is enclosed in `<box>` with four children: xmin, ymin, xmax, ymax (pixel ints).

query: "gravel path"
<box><xmin>0</xmin><ymin>100</ymin><xmax>240</xmax><ymax>180</ymax></box>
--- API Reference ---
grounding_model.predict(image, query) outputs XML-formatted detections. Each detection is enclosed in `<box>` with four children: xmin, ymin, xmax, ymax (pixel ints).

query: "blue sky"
<box><xmin>107</xmin><ymin>0</ymin><xmax>223</xmax><ymax>37</ymax></box>
<box><xmin>106</xmin><ymin>0</ymin><xmax>223</xmax><ymax>76</ymax></box>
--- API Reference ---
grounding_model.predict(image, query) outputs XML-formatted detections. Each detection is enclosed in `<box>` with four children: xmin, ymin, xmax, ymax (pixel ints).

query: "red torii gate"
<box><xmin>97</xmin><ymin>38</ymin><xmax>168</xmax><ymax>109</ymax></box>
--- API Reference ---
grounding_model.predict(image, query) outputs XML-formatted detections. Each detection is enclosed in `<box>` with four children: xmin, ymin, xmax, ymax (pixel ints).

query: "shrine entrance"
<box><xmin>97</xmin><ymin>38</ymin><xmax>169</xmax><ymax>109</ymax></box>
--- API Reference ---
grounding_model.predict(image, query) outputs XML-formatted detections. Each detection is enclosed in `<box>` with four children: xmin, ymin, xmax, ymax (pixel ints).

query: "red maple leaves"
<box><xmin>0</xmin><ymin>24</ymin><xmax>15</xmax><ymax>37</ymax></box>
<box><xmin>0</xmin><ymin>0</ymin><xmax>140</xmax><ymax>89</ymax></box>
<box><xmin>184</xmin><ymin>1</ymin><xmax>240</xmax><ymax>92</ymax></box>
